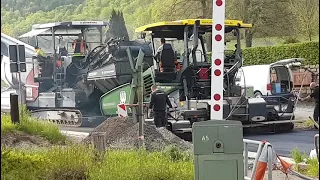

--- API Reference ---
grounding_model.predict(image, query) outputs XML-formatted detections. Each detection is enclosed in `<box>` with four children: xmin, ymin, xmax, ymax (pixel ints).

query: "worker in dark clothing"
<box><xmin>149</xmin><ymin>85</ymin><xmax>173</xmax><ymax>128</ymax></box>
<box><xmin>72</xmin><ymin>34</ymin><xmax>88</xmax><ymax>55</ymax></box>
<box><xmin>300</xmin><ymin>82</ymin><xmax>319</xmax><ymax>127</ymax></box>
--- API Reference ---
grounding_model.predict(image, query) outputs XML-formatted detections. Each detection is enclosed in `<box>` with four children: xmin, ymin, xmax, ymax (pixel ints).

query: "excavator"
<box><xmin>1</xmin><ymin>19</ymin><xmax>299</xmax><ymax>137</ymax></box>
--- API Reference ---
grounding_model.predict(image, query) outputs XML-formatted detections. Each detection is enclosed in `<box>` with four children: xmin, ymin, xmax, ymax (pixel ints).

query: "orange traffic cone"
<box><xmin>276</xmin><ymin>155</ymin><xmax>292</xmax><ymax>174</ymax></box>
<box><xmin>254</xmin><ymin>144</ymin><xmax>269</xmax><ymax>180</ymax></box>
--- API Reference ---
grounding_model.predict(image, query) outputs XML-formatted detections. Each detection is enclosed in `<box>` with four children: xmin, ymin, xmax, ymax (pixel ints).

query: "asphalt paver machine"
<box><xmin>100</xmin><ymin>19</ymin><xmax>298</xmax><ymax>137</ymax></box>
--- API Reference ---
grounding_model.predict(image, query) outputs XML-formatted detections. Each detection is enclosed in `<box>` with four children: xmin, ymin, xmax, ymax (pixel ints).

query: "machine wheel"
<box><xmin>254</xmin><ymin>91</ymin><xmax>263</xmax><ymax>98</ymax></box>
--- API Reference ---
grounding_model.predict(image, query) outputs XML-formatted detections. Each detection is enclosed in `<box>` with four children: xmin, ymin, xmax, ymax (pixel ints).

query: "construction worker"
<box><xmin>34</xmin><ymin>46</ymin><xmax>46</xmax><ymax>57</ymax></box>
<box><xmin>155</xmin><ymin>38</ymin><xmax>181</xmax><ymax>72</ymax></box>
<box><xmin>72</xmin><ymin>34</ymin><xmax>88</xmax><ymax>55</ymax></box>
<box><xmin>300</xmin><ymin>82</ymin><xmax>319</xmax><ymax>126</ymax></box>
<box><xmin>149</xmin><ymin>85</ymin><xmax>173</xmax><ymax>128</ymax></box>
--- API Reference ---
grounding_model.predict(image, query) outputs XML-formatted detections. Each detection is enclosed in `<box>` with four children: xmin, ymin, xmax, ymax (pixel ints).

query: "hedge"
<box><xmin>243</xmin><ymin>41</ymin><xmax>319</xmax><ymax>66</ymax></box>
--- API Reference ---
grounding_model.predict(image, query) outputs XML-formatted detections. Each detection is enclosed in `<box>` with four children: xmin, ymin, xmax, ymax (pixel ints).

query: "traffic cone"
<box><xmin>254</xmin><ymin>144</ymin><xmax>268</xmax><ymax>180</ymax></box>
<box><xmin>276</xmin><ymin>154</ymin><xmax>292</xmax><ymax>174</ymax></box>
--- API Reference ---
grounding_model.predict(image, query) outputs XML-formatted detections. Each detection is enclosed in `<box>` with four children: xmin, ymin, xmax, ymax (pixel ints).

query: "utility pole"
<box><xmin>136</xmin><ymin>50</ymin><xmax>145</xmax><ymax>152</ymax></box>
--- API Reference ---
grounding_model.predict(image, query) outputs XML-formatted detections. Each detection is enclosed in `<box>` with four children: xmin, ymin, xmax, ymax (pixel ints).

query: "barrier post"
<box><xmin>10</xmin><ymin>93</ymin><xmax>20</xmax><ymax>124</ymax></box>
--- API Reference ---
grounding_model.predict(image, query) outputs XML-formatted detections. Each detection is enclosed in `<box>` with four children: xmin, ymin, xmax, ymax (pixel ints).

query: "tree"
<box><xmin>227</xmin><ymin>0</ymin><xmax>294</xmax><ymax>47</ymax></box>
<box><xmin>106</xmin><ymin>9</ymin><xmax>130</xmax><ymax>41</ymax></box>
<box><xmin>288</xmin><ymin>0</ymin><xmax>319</xmax><ymax>41</ymax></box>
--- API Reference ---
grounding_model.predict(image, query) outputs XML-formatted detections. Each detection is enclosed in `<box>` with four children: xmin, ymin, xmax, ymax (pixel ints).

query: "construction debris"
<box><xmin>82</xmin><ymin>117</ymin><xmax>192</xmax><ymax>151</ymax></box>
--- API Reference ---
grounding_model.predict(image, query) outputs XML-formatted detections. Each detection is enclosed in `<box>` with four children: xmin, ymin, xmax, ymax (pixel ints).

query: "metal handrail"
<box><xmin>243</xmin><ymin>139</ymin><xmax>274</xmax><ymax>180</ymax></box>
<box><xmin>315</xmin><ymin>134</ymin><xmax>319</xmax><ymax>161</ymax></box>
<box><xmin>243</xmin><ymin>139</ymin><xmax>265</xmax><ymax>179</ymax></box>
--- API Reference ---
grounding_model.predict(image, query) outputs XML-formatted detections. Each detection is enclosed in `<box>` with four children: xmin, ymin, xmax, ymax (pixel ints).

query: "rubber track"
<box><xmin>30</xmin><ymin>109</ymin><xmax>83</xmax><ymax>127</ymax></box>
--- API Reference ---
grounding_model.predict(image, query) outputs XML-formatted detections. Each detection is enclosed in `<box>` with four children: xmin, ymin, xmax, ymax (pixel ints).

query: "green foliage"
<box><xmin>305</xmin><ymin>157</ymin><xmax>319</xmax><ymax>178</ymax></box>
<box><xmin>1</xmin><ymin>145</ymin><xmax>194</xmax><ymax>180</ymax></box>
<box><xmin>290</xmin><ymin>147</ymin><xmax>308</xmax><ymax>163</ymax></box>
<box><xmin>162</xmin><ymin>145</ymin><xmax>193</xmax><ymax>162</ymax></box>
<box><xmin>1</xmin><ymin>114</ymin><xmax>16</xmax><ymax>133</ymax></box>
<box><xmin>243</xmin><ymin>41</ymin><xmax>319</xmax><ymax>66</ymax></box>
<box><xmin>1</xmin><ymin>148</ymin><xmax>49</xmax><ymax>180</ymax></box>
<box><xmin>106</xmin><ymin>9</ymin><xmax>130</xmax><ymax>41</ymax></box>
<box><xmin>1</xmin><ymin>108</ymin><xmax>66</xmax><ymax>144</ymax></box>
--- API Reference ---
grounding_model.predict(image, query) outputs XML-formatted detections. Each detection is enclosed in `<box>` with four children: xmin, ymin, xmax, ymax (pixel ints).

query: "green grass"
<box><xmin>291</xmin><ymin>147</ymin><xmax>308</xmax><ymax>163</ymax></box>
<box><xmin>1</xmin><ymin>145</ymin><xmax>194</xmax><ymax>180</ymax></box>
<box><xmin>302</xmin><ymin>119</ymin><xmax>316</xmax><ymax>128</ymax></box>
<box><xmin>290</xmin><ymin>147</ymin><xmax>319</xmax><ymax>178</ymax></box>
<box><xmin>1</xmin><ymin>107</ymin><xmax>66</xmax><ymax>144</ymax></box>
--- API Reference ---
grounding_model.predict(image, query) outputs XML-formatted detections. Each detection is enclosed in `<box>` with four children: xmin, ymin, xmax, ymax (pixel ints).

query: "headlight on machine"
<box><xmin>274</xmin><ymin>104</ymin><xmax>288</xmax><ymax>112</ymax></box>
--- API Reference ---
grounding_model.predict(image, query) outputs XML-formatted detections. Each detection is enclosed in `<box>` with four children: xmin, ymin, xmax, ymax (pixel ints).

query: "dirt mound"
<box><xmin>82</xmin><ymin>117</ymin><xmax>192</xmax><ymax>151</ymax></box>
<box><xmin>82</xmin><ymin>117</ymin><xmax>135</xmax><ymax>144</ymax></box>
<box><xmin>1</xmin><ymin>131</ymin><xmax>51</xmax><ymax>148</ymax></box>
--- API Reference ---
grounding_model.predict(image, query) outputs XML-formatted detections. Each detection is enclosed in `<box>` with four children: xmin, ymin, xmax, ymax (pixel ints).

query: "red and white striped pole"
<box><xmin>210</xmin><ymin>0</ymin><xmax>225</xmax><ymax>120</ymax></box>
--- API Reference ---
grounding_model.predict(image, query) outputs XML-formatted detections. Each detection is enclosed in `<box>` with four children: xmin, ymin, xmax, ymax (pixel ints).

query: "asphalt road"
<box><xmin>244</xmin><ymin>129</ymin><xmax>318</xmax><ymax>157</ymax></box>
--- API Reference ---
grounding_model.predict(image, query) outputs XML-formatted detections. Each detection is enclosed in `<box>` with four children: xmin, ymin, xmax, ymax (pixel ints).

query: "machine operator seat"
<box><xmin>160</xmin><ymin>44</ymin><xmax>175</xmax><ymax>72</ymax></box>
<box><xmin>155</xmin><ymin>44</ymin><xmax>177</xmax><ymax>82</ymax></box>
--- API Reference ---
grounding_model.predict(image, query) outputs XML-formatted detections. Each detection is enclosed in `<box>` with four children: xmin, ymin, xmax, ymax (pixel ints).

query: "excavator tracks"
<box><xmin>30</xmin><ymin>109</ymin><xmax>83</xmax><ymax>127</ymax></box>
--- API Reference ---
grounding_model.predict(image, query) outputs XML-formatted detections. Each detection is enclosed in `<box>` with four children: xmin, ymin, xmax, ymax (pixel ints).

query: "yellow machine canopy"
<box><xmin>135</xmin><ymin>19</ymin><xmax>252</xmax><ymax>39</ymax></box>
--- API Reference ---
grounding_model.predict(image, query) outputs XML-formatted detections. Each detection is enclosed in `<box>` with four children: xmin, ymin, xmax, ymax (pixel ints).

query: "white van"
<box><xmin>236</xmin><ymin>58</ymin><xmax>304</xmax><ymax>97</ymax></box>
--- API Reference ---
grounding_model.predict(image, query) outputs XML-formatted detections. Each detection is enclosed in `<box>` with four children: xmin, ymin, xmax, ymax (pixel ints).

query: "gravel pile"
<box><xmin>83</xmin><ymin>117</ymin><xmax>192</xmax><ymax>151</ymax></box>
<box><xmin>82</xmin><ymin>117</ymin><xmax>135</xmax><ymax>144</ymax></box>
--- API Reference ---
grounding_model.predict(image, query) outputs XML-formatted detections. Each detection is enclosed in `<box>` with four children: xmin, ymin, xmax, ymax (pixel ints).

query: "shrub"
<box><xmin>243</xmin><ymin>41</ymin><xmax>319</xmax><ymax>66</ymax></box>
<box><xmin>207</xmin><ymin>41</ymin><xmax>318</xmax><ymax>65</ymax></box>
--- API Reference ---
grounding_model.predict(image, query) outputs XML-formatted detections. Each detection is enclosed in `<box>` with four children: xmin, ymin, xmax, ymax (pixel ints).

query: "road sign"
<box><xmin>9</xmin><ymin>44</ymin><xmax>26</xmax><ymax>73</ymax></box>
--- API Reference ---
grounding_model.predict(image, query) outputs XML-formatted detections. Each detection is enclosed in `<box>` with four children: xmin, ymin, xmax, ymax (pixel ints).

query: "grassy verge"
<box><xmin>290</xmin><ymin>147</ymin><xmax>319</xmax><ymax>178</ymax></box>
<box><xmin>1</xmin><ymin>145</ymin><xmax>194</xmax><ymax>180</ymax></box>
<box><xmin>294</xmin><ymin>119</ymin><xmax>317</xmax><ymax>130</ymax></box>
<box><xmin>1</xmin><ymin>108</ymin><xmax>66</xmax><ymax>144</ymax></box>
